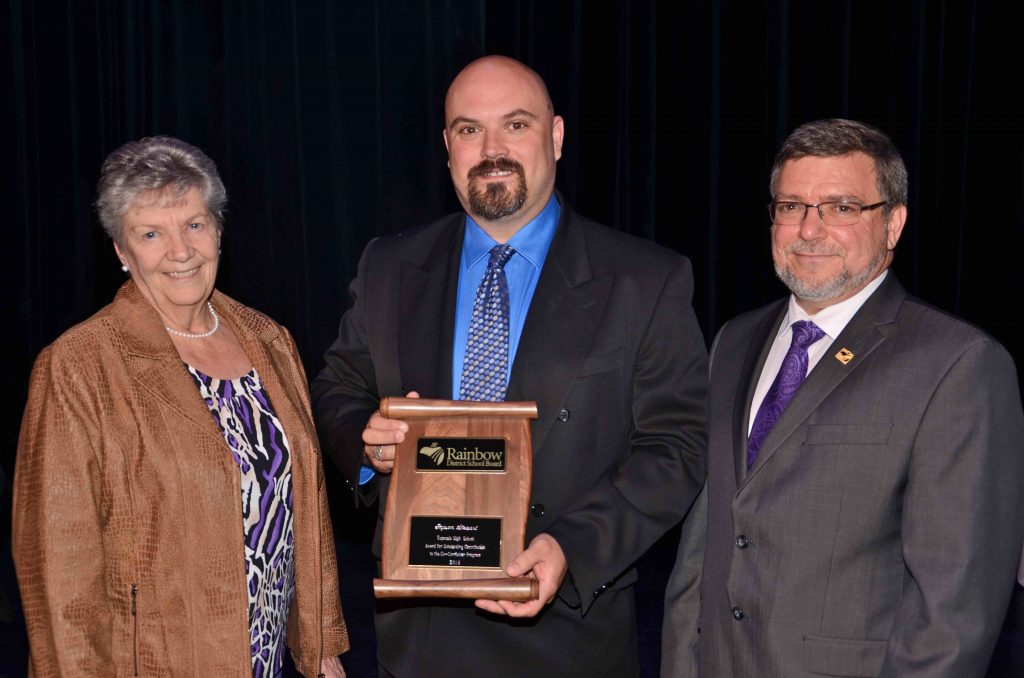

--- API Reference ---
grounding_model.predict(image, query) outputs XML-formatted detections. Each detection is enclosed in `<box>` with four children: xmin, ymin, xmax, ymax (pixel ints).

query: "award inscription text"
<box><xmin>409</xmin><ymin>516</ymin><xmax>502</xmax><ymax>568</ymax></box>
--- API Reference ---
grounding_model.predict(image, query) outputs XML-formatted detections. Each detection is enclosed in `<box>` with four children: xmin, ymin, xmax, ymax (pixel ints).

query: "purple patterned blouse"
<box><xmin>188</xmin><ymin>366</ymin><xmax>296</xmax><ymax>678</ymax></box>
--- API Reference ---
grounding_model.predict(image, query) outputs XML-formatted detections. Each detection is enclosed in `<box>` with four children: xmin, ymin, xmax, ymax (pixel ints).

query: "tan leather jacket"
<box><xmin>13</xmin><ymin>281</ymin><xmax>348</xmax><ymax>676</ymax></box>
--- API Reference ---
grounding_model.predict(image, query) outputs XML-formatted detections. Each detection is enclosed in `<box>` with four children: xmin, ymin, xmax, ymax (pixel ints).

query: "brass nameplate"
<box><xmin>416</xmin><ymin>437</ymin><xmax>507</xmax><ymax>472</ymax></box>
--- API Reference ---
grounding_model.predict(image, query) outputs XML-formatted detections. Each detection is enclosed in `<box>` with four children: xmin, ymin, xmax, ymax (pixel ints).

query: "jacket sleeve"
<box><xmin>661</xmin><ymin>482</ymin><xmax>707</xmax><ymax>678</ymax></box>
<box><xmin>880</xmin><ymin>338</ymin><xmax>1024</xmax><ymax>677</ymax></box>
<box><xmin>661</xmin><ymin>323</ymin><xmax>728</xmax><ymax>676</ymax></box>
<box><xmin>311</xmin><ymin>238</ymin><xmax>383</xmax><ymax>505</ymax></box>
<box><xmin>280</xmin><ymin>327</ymin><xmax>351</xmax><ymax>668</ymax></box>
<box><xmin>13</xmin><ymin>345</ymin><xmax>114</xmax><ymax>675</ymax></box>
<box><xmin>544</xmin><ymin>256</ymin><xmax>709</xmax><ymax>614</ymax></box>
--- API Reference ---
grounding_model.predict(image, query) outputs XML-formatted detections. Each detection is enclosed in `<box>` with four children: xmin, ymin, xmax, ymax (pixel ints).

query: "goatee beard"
<box><xmin>775</xmin><ymin>238</ymin><xmax>888</xmax><ymax>303</ymax></box>
<box><xmin>467</xmin><ymin>158</ymin><xmax>528</xmax><ymax>221</ymax></box>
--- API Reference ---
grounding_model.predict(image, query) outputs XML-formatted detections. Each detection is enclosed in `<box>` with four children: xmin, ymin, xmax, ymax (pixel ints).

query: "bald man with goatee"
<box><xmin>313</xmin><ymin>56</ymin><xmax>708</xmax><ymax>677</ymax></box>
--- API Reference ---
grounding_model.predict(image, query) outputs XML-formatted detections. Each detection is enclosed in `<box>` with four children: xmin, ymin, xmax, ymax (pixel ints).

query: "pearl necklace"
<box><xmin>165</xmin><ymin>301</ymin><xmax>220</xmax><ymax>339</ymax></box>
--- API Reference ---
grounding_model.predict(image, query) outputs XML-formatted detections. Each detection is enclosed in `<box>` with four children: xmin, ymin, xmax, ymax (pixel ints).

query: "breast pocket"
<box><xmin>578</xmin><ymin>347</ymin><xmax>624</xmax><ymax>377</ymax></box>
<box><xmin>803</xmin><ymin>423</ymin><xmax>892</xmax><ymax>446</ymax></box>
<box><xmin>801</xmin><ymin>423</ymin><xmax>899</xmax><ymax>491</ymax></box>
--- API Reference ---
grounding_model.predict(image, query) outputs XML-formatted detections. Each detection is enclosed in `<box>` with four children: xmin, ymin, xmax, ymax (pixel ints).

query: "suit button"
<box><xmin>731</xmin><ymin>607</ymin><xmax>745</xmax><ymax>621</ymax></box>
<box><xmin>530</xmin><ymin>504</ymin><xmax>545</xmax><ymax>517</ymax></box>
<box><xmin>735</xmin><ymin>535</ymin><xmax>749</xmax><ymax>549</ymax></box>
<box><xmin>557</xmin><ymin>408</ymin><xmax>570</xmax><ymax>422</ymax></box>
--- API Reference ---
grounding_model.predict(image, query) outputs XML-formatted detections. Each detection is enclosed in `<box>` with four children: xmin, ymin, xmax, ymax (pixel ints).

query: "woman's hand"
<box><xmin>318</xmin><ymin>655</ymin><xmax>346</xmax><ymax>678</ymax></box>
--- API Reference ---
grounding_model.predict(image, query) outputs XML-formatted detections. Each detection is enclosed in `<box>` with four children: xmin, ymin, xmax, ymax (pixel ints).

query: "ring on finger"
<box><xmin>374</xmin><ymin>445</ymin><xmax>384</xmax><ymax>461</ymax></box>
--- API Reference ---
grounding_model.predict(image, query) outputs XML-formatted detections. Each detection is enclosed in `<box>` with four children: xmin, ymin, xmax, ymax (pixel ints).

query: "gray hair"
<box><xmin>769</xmin><ymin>119</ymin><xmax>908</xmax><ymax>211</ymax></box>
<box><xmin>96</xmin><ymin>136</ymin><xmax>227</xmax><ymax>242</ymax></box>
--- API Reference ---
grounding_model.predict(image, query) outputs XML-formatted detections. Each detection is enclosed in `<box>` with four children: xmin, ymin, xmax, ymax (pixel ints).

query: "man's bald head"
<box><xmin>442</xmin><ymin>55</ymin><xmax>564</xmax><ymax>240</ymax></box>
<box><xmin>445</xmin><ymin>56</ymin><xmax>554</xmax><ymax>126</ymax></box>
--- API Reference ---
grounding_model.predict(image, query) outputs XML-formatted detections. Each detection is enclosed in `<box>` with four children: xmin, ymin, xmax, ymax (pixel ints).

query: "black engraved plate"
<box><xmin>408</xmin><ymin>516</ymin><xmax>502</xmax><ymax>568</ymax></box>
<box><xmin>415</xmin><ymin>437</ymin><xmax>507</xmax><ymax>472</ymax></box>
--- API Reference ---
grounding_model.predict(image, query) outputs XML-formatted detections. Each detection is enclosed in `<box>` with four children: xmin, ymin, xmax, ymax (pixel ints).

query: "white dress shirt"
<box><xmin>748</xmin><ymin>271</ymin><xmax>889</xmax><ymax>435</ymax></box>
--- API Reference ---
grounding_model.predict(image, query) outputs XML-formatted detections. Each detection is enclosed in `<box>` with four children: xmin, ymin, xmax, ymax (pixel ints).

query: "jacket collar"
<box><xmin>507</xmin><ymin>197</ymin><xmax>612</xmax><ymax>455</ymax></box>
<box><xmin>732</xmin><ymin>300</ymin><xmax>787</xmax><ymax>486</ymax></box>
<box><xmin>393</xmin><ymin>194</ymin><xmax>612</xmax><ymax>455</ymax></box>
<box><xmin>110</xmin><ymin>280</ymin><xmax>287</xmax><ymax>358</ymax></box>
<box><xmin>109</xmin><ymin>280</ymin><xmax>299</xmax><ymax>445</ymax></box>
<box><xmin>397</xmin><ymin>213</ymin><xmax>465</xmax><ymax>398</ymax></box>
<box><xmin>738</xmin><ymin>273</ymin><xmax>906</xmax><ymax>490</ymax></box>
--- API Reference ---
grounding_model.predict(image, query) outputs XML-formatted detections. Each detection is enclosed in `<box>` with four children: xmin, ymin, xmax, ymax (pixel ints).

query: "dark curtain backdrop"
<box><xmin>5</xmin><ymin>0</ymin><xmax>1024</xmax><ymax>675</ymax></box>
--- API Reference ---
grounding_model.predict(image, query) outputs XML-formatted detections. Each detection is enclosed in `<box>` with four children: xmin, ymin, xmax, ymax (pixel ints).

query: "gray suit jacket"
<box><xmin>313</xmin><ymin>199</ymin><xmax>708</xmax><ymax>677</ymax></box>
<box><xmin>663</xmin><ymin>274</ymin><xmax>1024</xmax><ymax>677</ymax></box>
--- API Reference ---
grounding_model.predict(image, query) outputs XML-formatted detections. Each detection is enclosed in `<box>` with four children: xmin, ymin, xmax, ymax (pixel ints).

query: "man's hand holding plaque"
<box><xmin>474</xmin><ymin>533</ymin><xmax>567</xmax><ymax>617</ymax></box>
<box><xmin>360</xmin><ymin>392</ymin><xmax>419</xmax><ymax>473</ymax></box>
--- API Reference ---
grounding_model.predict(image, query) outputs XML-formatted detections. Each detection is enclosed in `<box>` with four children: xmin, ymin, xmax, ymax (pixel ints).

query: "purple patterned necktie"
<box><xmin>747</xmin><ymin>320</ymin><xmax>826</xmax><ymax>468</ymax></box>
<box><xmin>459</xmin><ymin>244</ymin><xmax>516</xmax><ymax>401</ymax></box>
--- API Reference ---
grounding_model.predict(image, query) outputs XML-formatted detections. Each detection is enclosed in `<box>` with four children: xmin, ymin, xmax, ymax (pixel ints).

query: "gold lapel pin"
<box><xmin>835</xmin><ymin>348</ymin><xmax>854</xmax><ymax>365</ymax></box>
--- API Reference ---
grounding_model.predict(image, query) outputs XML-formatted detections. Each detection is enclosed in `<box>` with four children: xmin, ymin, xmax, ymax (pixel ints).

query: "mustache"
<box><xmin>467</xmin><ymin>157</ymin><xmax>524</xmax><ymax>179</ymax></box>
<box><xmin>786</xmin><ymin>242</ymin><xmax>841</xmax><ymax>256</ymax></box>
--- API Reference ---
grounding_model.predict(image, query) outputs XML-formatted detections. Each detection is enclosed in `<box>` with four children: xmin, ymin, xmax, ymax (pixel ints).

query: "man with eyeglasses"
<box><xmin>662</xmin><ymin>118</ymin><xmax>1023</xmax><ymax>677</ymax></box>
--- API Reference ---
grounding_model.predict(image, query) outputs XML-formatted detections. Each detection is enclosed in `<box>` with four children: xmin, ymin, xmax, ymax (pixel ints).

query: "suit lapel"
<box><xmin>111</xmin><ymin>282</ymin><xmax>227</xmax><ymax>446</ymax></box>
<box><xmin>507</xmin><ymin>206</ymin><xmax>613</xmax><ymax>456</ymax></box>
<box><xmin>131</xmin><ymin>353</ymin><xmax>228</xmax><ymax>445</ymax></box>
<box><xmin>222</xmin><ymin>299</ymin><xmax>318</xmax><ymax>451</ymax></box>
<box><xmin>732</xmin><ymin>304</ymin><xmax>787</xmax><ymax>487</ymax></box>
<box><xmin>740</xmin><ymin>275</ymin><xmax>906</xmax><ymax>489</ymax></box>
<box><xmin>398</xmin><ymin>216</ymin><xmax>463</xmax><ymax>399</ymax></box>
<box><xmin>112</xmin><ymin>282</ymin><xmax>324</xmax><ymax>459</ymax></box>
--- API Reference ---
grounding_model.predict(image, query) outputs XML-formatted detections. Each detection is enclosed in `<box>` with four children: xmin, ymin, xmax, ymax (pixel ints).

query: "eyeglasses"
<box><xmin>768</xmin><ymin>200</ymin><xmax>887</xmax><ymax>226</ymax></box>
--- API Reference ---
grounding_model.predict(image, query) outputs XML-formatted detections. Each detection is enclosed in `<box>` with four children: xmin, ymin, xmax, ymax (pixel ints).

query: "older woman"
<box><xmin>13</xmin><ymin>136</ymin><xmax>348</xmax><ymax>677</ymax></box>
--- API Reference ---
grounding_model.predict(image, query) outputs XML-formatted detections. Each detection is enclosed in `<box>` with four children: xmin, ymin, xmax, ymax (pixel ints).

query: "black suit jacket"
<box><xmin>313</xmin><ymin>199</ymin><xmax>708</xmax><ymax>677</ymax></box>
<box><xmin>662</xmin><ymin>274</ymin><xmax>1024</xmax><ymax>677</ymax></box>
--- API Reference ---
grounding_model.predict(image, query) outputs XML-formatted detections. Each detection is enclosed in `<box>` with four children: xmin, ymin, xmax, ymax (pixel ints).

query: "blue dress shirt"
<box><xmin>451</xmin><ymin>195</ymin><xmax>560</xmax><ymax>398</ymax></box>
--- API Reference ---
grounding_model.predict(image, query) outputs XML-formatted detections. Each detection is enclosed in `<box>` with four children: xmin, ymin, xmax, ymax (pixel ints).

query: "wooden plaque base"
<box><xmin>372</xmin><ymin>397</ymin><xmax>538</xmax><ymax>600</ymax></box>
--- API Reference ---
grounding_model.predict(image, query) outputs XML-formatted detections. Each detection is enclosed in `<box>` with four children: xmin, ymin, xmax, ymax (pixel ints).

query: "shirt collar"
<box><xmin>778</xmin><ymin>269</ymin><xmax>889</xmax><ymax>341</ymax></box>
<box><xmin>462</xmin><ymin>194</ymin><xmax>561</xmax><ymax>270</ymax></box>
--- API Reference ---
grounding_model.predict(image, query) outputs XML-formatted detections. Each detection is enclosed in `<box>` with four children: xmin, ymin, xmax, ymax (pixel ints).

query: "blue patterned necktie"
<box><xmin>746</xmin><ymin>320</ymin><xmax>826</xmax><ymax>468</ymax></box>
<box><xmin>459</xmin><ymin>244</ymin><xmax>516</xmax><ymax>401</ymax></box>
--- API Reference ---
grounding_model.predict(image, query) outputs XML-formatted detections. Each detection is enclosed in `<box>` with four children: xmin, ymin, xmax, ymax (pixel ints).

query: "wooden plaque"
<box><xmin>372</xmin><ymin>397</ymin><xmax>540</xmax><ymax>601</ymax></box>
